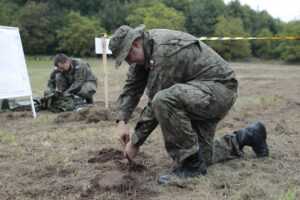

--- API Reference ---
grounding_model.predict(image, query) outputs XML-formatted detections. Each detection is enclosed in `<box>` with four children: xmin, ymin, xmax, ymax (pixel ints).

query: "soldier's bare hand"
<box><xmin>116</xmin><ymin>121</ymin><xmax>130</xmax><ymax>148</ymax></box>
<box><xmin>124</xmin><ymin>140</ymin><xmax>139</xmax><ymax>160</ymax></box>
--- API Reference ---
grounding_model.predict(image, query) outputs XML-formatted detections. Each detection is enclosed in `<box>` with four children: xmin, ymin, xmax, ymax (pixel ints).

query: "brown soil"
<box><xmin>91</xmin><ymin>171</ymin><xmax>136</xmax><ymax>191</ymax></box>
<box><xmin>83</xmin><ymin>148</ymin><xmax>157</xmax><ymax>199</ymax></box>
<box><xmin>53</xmin><ymin>103</ymin><xmax>144</xmax><ymax>124</ymax></box>
<box><xmin>54</xmin><ymin>106</ymin><xmax>116</xmax><ymax>124</ymax></box>
<box><xmin>88</xmin><ymin>148</ymin><xmax>123</xmax><ymax>163</ymax></box>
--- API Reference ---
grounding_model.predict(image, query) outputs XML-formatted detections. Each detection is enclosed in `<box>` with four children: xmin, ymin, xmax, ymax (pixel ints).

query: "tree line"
<box><xmin>0</xmin><ymin>0</ymin><xmax>299</xmax><ymax>62</ymax></box>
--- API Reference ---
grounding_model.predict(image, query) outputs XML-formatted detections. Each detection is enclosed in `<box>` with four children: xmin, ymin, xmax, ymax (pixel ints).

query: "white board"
<box><xmin>95</xmin><ymin>38</ymin><xmax>112</xmax><ymax>54</ymax></box>
<box><xmin>0</xmin><ymin>26</ymin><xmax>36</xmax><ymax>117</ymax></box>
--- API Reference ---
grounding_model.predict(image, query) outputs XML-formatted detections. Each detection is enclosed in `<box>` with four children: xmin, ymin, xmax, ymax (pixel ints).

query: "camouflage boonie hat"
<box><xmin>109</xmin><ymin>24</ymin><xmax>145</xmax><ymax>68</ymax></box>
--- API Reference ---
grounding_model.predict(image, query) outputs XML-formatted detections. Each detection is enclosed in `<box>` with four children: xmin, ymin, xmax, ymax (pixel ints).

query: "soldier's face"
<box><xmin>57</xmin><ymin>60</ymin><xmax>71</xmax><ymax>71</ymax></box>
<box><xmin>125</xmin><ymin>42</ymin><xmax>145</xmax><ymax>65</ymax></box>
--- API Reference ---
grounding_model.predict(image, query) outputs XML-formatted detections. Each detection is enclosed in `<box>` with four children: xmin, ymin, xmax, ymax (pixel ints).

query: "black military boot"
<box><xmin>157</xmin><ymin>149</ymin><xmax>207</xmax><ymax>185</ymax></box>
<box><xmin>234</xmin><ymin>121</ymin><xmax>269</xmax><ymax>157</ymax></box>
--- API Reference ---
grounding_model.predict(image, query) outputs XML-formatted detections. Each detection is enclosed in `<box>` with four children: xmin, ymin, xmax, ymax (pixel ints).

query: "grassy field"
<box><xmin>0</xmin><ymin>58</ymin><xmax>299</xmax><ymax>200</ymax></box>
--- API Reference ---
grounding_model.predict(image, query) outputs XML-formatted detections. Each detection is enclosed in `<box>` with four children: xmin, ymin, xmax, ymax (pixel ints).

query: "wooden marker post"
<box><xmin>102</xmin><ymin>35</ymin><xmax>109</xmax><ymax>109</ymax></box>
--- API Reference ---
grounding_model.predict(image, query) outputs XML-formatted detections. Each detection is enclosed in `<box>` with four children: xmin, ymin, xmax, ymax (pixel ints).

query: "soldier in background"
<box><xmin>44</xmin><ymin>54</ymin><xmax>97</xmax><ymax>104</ymax></box>
<box><xmin>109</xmin><ymin>25</ymin><xmax>269</xmax><ymax>185</ymax></box>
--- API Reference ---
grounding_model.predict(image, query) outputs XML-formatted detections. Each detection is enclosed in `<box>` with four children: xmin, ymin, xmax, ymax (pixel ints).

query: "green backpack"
<box><xmin>40</xmin><ymin>91</ymin><xmax>76</xmax><ymax>113</ymax></box>
<box><xmin>0</xmin><ymin>92</ymin><xmax>86</xmax><ymax>113</ymax></box>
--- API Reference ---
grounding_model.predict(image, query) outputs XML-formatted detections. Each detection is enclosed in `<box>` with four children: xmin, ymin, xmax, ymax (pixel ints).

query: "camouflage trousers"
<box><xmin>151</xmin><ymin>80</ymin><xmax>242</xmax><ymax>165</ymax></box>
<box><xmin>56</xmin><ymin>73</ymin><xmax>97</xmax><ymax>99</ymax></box>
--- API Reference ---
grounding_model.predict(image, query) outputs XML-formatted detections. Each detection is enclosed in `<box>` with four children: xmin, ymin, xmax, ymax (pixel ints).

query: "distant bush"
<box><xmin>56</xmin><ymin>12</ymin><xmax>106</xmax><ymax>57</ymax></box>
<box><xmin>276</xmin><ymin>21</ymin><xmax>300</xmax><ymax>63</ymax></box>
<box><xmin>209</xmin><ymin>16</ymin><xmax>251</xmax><ymax>60</ymax></box>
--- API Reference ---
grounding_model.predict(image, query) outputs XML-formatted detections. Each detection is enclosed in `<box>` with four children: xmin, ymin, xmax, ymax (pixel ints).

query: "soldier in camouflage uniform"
<box><xmin>45</xmin><ymin>54</ymin><xmax>97</xmax><ymax>104</ymax></box>
<box><xmin>109</xmin><ymin>25</ymin><xmax>269</xmax><ymax>184</ymax></box>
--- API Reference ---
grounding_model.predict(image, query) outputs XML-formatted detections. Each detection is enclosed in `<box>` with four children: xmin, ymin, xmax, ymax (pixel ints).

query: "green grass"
<box><xmin>0</xmin><ymin>131</ymin><xmax>17</xmax><ymax>145</ymax></box>
<box><xmin>279</xmin><ymin>188</ymin><xmax>297</xmax><ymax>200</ymax></box>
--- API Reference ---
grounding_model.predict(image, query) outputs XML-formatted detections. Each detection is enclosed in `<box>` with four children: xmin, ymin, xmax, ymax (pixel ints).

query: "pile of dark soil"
<box><xmin>54</xmin><ymin>106</ymin><xmax>116</xmax><ymax>124</ymax></box>
<box><xmin>81</xmin><ymin>148</ymin><xmax>157</xmax><ymax>199</ymax></box>
<box><xmin>88</xmin><ymin>148</ymin><xmax>123</xmax><ymax>163</ymax></box>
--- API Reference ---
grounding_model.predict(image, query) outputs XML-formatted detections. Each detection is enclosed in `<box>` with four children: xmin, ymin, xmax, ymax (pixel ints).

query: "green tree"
<box><xmin>209</xmin><ymin>16</ymin><xmax>251</xmax><ymax>60</ymax></box>
<box><xmin>185</xmin><ymin>0</ymin><xmax>227</xmax><ymax>36</ymax></box>
<box><xmin>71</xmin><ymin>0</ymin><xmax>103</xmax><ymax>16</ymax></box>
<box><xmin>276</xmin><ymin>21</ymin><xmax>300</xmax><ymax>62</ymax></box>
<box><xmin>252</xmin><ymin>28</ymin><xmax>274</xmax><ymax>59</ymax></box>
<box><xmin>161</xmin><ymin>0</ymin><xmax>192</xmax><ymax>12</ymax></box>
<box><xmin>12</xmin><ymin>1</ymin><xmax>54</xmax><ymax>54</ymax></box>
<box><xmin>254</xmin><ymin>11</ymin><xmax>282</xmax><ymax>35</ymax></box>
<box><xmin>0</xmin><ymin>1</ymin><xmax>19</xmax><ymax>26</ymax></box>
<box><xmin>126</xmin><ymin>2</ymin><xmax>186</xmax><ymax>30</ymax></box>
<box><xmin>56</xmin><ymin>11</ymin><xmax>106</xmax><ymax>57</ymax></box>
<box><xmin>96</xmin><ymin>0</ymin><xmax>133</xmax><ymax>34</ymax></box>
<box><xmin>2</xmin><ymin>0</ymin><xmax>27</xmax><ymax>5</ymax></box>
<box><xmin>227</xmin><ymin>0</ymin><xmax>283</xmax><ymax>36</ymax></box>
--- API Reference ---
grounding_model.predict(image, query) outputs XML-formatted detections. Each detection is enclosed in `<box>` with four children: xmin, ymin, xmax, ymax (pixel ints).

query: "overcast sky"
<box><xmin>223</xmin><ymin>0</ymin><xmax>300</xmax><ymax>22</ymax></box>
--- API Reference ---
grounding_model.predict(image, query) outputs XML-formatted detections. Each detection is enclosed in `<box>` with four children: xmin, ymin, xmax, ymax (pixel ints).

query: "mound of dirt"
<box><xmin>82</xmin><ymin>148</ymin><xmax>157</xmax><ymax>199</ymax></box>
<box><xmin>91</xmin><ymin>171</ymin><xmax>136</xmax><ymax>192</ymax></box>
<box><xmin>53</xmin><ymin>103</ymin><xmax>145</xmax><ymax>124</ymax></box>
<box><xmin>54</xmin><ymin>106</ymin><xmax>116</xmax><ymax>124</ymax></box>
<box><xmin>88</xmin><ymin>148</ymin><xmax>149</xmax><ymax>173</ymax></box>
<box><xmin>54</xmin><ymin>112</ymin><xmax>75</xmax><ymax>123</ymax></box>
<box><xmin>86</xmin><ymin>109</ymin><xmax>112</xmax><ymax>123</ymax></box>
<box><xmin>81</xmin><ymin>170</ymin><xmax>156</xmax><ymax>199</ymax></box>
<box><xmin>73</xmin><ymin>108</ymin><xmax>90</xmax><ymax>121</ymax></box>
<box><xmin>88</xmin><ymin>148</ymin><xmax>123</xmax><ymax>163</ymax></box>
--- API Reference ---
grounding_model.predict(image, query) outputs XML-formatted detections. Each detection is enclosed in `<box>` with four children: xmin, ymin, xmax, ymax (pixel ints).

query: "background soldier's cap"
<box><xmin>109</xmin><ymin>24</ymin><xmax>145</xmax><ymax>68</ymax></box>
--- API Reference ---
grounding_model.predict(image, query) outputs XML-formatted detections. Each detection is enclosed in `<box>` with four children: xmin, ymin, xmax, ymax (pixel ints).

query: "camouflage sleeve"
<box><xmin>116</xmin><ymin>64</ymin><xmax>148</xmax><ymax>123</ymax></box>
<box><xmin>130</xmin><ymin>103</ymin><xmax>158</xmax><ymax>147</ymax></box>
<box><xmin>65</xmin><ymin>63</ymin><xmax>87</xmax><ymax>94</ymax></box>
<box><xmin>47</xmin><ymin>69</ymin><xmax>59</xmax><ymax>89</ymax></box>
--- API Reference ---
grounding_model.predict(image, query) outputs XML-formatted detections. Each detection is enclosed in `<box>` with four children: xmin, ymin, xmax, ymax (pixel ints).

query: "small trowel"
<box><xmin>125</xmin><ymin>155</ymin><xmax>136</xmax><ymax>172</ymax></box>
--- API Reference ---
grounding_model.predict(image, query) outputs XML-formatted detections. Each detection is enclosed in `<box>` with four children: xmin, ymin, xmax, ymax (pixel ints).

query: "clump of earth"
<box><xmin>91</xmin><ymin>170</ymin><xmax>136</xmax><ymax>192</ymax></box>
<box><xmin>81</xmin><ymin>148</ymin><xmax>157</xmax><ymax>199</ymax></box>
<box><xmin>54</xmin><ymin>106</ymin><xmax>115</xmax><ymax>123</ymax></box>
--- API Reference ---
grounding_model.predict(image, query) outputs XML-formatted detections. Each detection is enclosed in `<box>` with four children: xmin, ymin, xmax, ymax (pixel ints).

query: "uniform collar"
<box><xmin>143</xmin><ymin>33</ymin><xmax>155</xmax><ymax>68</ymax></box>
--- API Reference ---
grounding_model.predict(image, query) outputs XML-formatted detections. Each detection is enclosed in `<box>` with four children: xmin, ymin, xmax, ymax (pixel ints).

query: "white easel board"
<box><xmin>0</xmin><ymin>25</ymin><xmax>36</xmax><ymax>117</ymax></box>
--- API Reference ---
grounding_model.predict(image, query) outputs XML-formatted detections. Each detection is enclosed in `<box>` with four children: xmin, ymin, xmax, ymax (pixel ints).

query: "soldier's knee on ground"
<box><xmin>77</xmin><ymin>87</ymin><xmax>95</xmax><ymax>99</ymax></box>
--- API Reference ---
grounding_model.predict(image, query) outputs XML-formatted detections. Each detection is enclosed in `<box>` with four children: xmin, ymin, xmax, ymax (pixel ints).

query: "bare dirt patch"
<box><xmin>88</xmin><ymin>148</ymin><xmax>123</xmax><ymax>163</ymax></box>
<box><xmin>91</xmin><ymin>170</ymin><xmax>136</xmax><ymax>191</ymax></box>
<box><xmin>82</xmin><ymin>148</ymin><xmax>157</xmax><ymax>199</ymax></box>
<box><xmin>54</xmin><ymin>106</ymin><xmax>116</xmax><ymax>124</ymax></box>
<box><xmin>53</xmin><ymin>102</ymin><xmax>144</xmax><ymax>124</ymax></box>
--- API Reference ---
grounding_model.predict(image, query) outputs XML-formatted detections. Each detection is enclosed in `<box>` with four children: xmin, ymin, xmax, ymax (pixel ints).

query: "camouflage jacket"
<box><xmin>116</xmin><ymin>29</ymin><xmax>238</xmax><ymax>146</ymax></box>
<box><xmin>47</xmin><ymin>67</ymin><xmax>60</xmax><ymax>89</ymax></box>
<box><xmin>47</xmin><ymin>58</ymin><xmax>97</xmax><ymax>94</ymax></box>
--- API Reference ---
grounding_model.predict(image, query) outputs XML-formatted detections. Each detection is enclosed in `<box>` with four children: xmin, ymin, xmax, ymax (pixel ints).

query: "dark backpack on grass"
<box><xmin>0</xmin><ymin>92</ymin><xmax>85</xmax><ymax>113</ymax></box>
<box><xmin>39</xmin><ymin>91</ymin><xmax>83</xmax><ymax>113</ymax></box>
